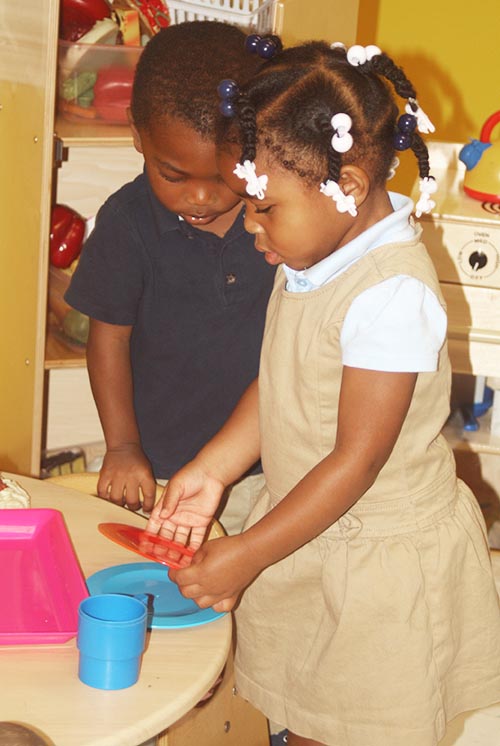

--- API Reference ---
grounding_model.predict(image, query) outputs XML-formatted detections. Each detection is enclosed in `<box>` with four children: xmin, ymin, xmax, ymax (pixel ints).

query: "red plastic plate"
<box><xmin>98</xmin><ymin>523</ymin><xmax>195</xmax><ymax>569</ymax></box>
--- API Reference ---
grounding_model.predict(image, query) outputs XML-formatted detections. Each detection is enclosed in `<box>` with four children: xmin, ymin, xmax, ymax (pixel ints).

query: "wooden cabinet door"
<box><xmin>0</xmin><ymin>0</ymin><xmax>59</xmax><ymax>474</ymax></box>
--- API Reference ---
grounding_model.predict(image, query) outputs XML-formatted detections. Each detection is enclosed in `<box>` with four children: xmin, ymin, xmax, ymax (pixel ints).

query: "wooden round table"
<box><xmin>0</xmin><ymin>473</ymin><xmax>232</xmax><ymax>746</ymax></box>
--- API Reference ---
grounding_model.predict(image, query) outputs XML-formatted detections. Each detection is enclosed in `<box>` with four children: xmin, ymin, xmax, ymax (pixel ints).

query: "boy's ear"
<box><xmin>127</xmin><ymin>108</ymin><xmax>143</xmax><ymax>154</ymax></box>
<box><xmin>339</xmin><ymin>165</ymin><xmax>370</xmax><ymax>207</ymax></box>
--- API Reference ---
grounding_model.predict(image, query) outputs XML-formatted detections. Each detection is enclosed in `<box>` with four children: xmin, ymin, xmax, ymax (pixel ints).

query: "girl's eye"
<box><xmin>254</xmin><ymin>204</ymin><xmax>273</xmax><ymax>214</ymax></box>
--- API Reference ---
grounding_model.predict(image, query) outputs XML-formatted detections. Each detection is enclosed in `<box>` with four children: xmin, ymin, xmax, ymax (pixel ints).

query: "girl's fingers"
<box><xmin>212</xmin><ymin>597</ymin><xmax>236</xmax><ymax>613</ymax></box>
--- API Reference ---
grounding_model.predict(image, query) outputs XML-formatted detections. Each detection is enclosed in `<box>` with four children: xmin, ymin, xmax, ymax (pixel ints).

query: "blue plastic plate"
<box><xmin>86</xmin><ymin>562</ymin><xmax>225</xmax><ymax>629</ymax></box>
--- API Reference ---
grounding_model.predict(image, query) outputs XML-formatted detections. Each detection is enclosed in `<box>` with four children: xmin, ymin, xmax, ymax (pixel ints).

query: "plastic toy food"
<box><xmin>63</xmin><ymin>308</ymin><xmax>90</xmax><ymax>344</ymax></box>
<box><xmin>50</xmin><ymin>204</ymin><xmax>86</xmax><ymax>269</ymax></box>
<box><xmin>0</xmin><ymin>474</ymin><xmax>30</xmax><ymax>509</ymax></box>
<box><xmin>122</xmin><ymin>0</ymin><xmax>170</xmax><ymax>35</ymax></box>
<box><xmin>93</xmin><ymin>66</ymin><xmax>135</xmax><ymax>122</ymax></box>
<box><xmin>60</xmin><ymin>0</ymin><xmax>112</xmax><ymax>42</ymax></box>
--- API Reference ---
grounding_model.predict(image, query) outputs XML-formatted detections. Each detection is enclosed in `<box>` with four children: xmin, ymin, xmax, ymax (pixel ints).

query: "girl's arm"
<box><xmin>243</xmin><ymin>366</ymin><xmax>417</xmax><ymax>567</ymax></box>
<box><xmin>87</xmin><ymin>318</ymin><xmax>157</xmax><ymax>512</ymax></box>
<box><xmin>146</xmin><ymin>378</ymin><xmax>260</xmax><ymax>545</ymax></box>
<box><xmin>169</xmin><ymin>366</ymin><xmax>417</xmax><ymax>609</ymax></box>
<box><xmin>194</xmin><ymin>377</ymin><xmax>261</xmax><ymax>485</ymax></box>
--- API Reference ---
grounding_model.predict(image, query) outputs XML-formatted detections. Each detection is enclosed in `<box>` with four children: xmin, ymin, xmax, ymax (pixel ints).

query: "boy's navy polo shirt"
<box><xmin>66</xmin><ymin>172</ymin><xmax>276</xmax><ymax>478</ymax></box>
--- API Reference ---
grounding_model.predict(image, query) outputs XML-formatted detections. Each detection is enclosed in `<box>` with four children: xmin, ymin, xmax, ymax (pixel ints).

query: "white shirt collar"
<box><xmin>283</xmin><ymin>192</ymin><xmax>417</xmax><ymax>293</ymax></box>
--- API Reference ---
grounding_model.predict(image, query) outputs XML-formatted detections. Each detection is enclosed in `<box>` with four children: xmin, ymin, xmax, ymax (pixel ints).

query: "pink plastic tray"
<box><xmin>0</xmin><ymin>509</ymin><xmax>89</xmax><ymax>645</ymax></box>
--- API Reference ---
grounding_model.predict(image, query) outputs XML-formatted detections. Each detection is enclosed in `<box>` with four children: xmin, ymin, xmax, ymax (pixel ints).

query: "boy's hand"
<box><xmin>146</xmin><ymin>462</ymin><xmax>225</xmax><ymax>550</ymax></box>
<box><xmin>169</xmin><ymin>533</ymin><xmax>261</xmax><ymax>612</ymax></box>
<box><xmin>98</xmin><ymin>443</ymin><xmax>157</xmax><ymax>512</ymax></box>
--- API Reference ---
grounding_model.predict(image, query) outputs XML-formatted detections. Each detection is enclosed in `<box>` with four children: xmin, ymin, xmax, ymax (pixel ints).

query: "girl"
<box><xmin>147</xmin><ymin>39</ymin><xmax>500</xmax><ymax>746</ymax></box>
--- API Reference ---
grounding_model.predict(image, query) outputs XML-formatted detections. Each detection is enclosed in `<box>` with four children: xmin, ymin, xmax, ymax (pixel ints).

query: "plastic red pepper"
<box><xmin>50</xmin><ymin>204</ymin><xmax>86</xmax><ymax>269</ymax></box>
<box><xmin>93</xmin><ymin>66</ymin><xmax>135</xmax><ymax>123</ymax></box>
<box><xmin>60</xmin><ymin>0</ymin><xmax>112</xmax><ymax>42</ymax></box>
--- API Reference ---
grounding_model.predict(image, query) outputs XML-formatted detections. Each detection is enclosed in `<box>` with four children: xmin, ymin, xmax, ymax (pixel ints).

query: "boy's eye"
<box><xmin>160</xmin><ymin>173</ymin><xmax>184</xmax><ymax>183</ymax></box>
<box><xmin>254</xmin><ymin>204</ymin><xmax>273</xmax><ymax>214</ymax></box>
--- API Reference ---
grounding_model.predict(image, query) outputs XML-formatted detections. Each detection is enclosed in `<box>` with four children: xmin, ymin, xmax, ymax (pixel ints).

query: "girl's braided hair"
<box><xmin>218</xmin><ymin>40</ymin><xmax>431</xmax><ymax>188</ymax></box>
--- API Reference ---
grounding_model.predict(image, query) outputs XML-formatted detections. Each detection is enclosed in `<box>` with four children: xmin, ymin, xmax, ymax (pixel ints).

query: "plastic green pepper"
<box><xmin>61</xmin><ymin>71</ymin><xmax>97</xmax><ymax>102</ymax></box>
<box><xmin>63</xmin><ymin>309</ymin><xmax>90</xmax><ymax>345</ymax></box>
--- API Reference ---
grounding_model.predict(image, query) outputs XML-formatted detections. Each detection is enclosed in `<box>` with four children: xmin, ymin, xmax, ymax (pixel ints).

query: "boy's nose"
<box><xmin>187</xmin><ymin>184</ymin><xmax>216</xmax><ymax>207</ymax></box>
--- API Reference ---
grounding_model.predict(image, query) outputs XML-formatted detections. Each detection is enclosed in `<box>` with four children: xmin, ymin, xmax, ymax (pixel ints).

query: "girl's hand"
<box><xmin>146</xmin><ymin>461</ymin><xmax>225</xmax><ymax>550</ymax></box>
<box><xmin>98</xmin><ymin>444</ymin><xmax>157</xmax><ymax>512</ymax></box>
<box><xmin>169</xmin><ymin>533</ymin><xmax>261</xmax><ymax>612</ymax></box>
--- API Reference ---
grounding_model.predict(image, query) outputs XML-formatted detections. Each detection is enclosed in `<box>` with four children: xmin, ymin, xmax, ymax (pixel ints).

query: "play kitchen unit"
<box><xmin>413</xmin><ymin>134</ymin><xmax>500</xmax><ymax>454</ymax></box>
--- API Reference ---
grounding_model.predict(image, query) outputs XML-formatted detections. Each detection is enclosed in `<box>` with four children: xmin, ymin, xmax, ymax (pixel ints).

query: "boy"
<box><xmin>66</xmin><ymin>21</ymin><xmax>275</xmax><ymax>531</ymax></box>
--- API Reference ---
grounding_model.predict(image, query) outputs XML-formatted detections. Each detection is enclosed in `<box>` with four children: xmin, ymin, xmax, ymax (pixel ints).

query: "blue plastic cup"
<box><xmin>77</xmin><ymin>593</ymin><xmax>147</xmax><ymax>690</ymax></box>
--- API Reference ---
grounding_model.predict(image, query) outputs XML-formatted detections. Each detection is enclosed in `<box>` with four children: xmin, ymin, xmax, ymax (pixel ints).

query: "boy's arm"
<box><xmin>86</xmin><ymin>318</ymin><xmax>157</xmax><ymax>512</ymax></box>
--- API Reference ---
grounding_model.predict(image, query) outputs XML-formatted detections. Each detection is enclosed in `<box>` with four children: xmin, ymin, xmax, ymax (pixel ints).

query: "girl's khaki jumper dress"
<box><xmin>234</xmin><ymin>236</ymin><xmax>500</xmax><ymax>746</ymax></box>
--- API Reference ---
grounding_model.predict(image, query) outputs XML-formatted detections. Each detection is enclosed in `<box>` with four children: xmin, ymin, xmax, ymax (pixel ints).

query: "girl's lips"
<box><xmin>256</xmin><ymin>244</ymin><xmax>281</xmax><ymax>265</ymax></box>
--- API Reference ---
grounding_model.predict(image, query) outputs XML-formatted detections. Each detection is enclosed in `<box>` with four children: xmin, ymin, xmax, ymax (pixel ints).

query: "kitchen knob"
<box><xmin>468</xmin><ymin>251</ymin><xmax>488</xmax><ymax>271</ymax></box>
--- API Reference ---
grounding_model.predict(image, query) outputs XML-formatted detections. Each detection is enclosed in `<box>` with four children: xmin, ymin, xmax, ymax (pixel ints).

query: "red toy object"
<box><xmin>93</xmin><ymin>66</ymin><xmax>135</xmax><ymax>123</ymax></box>
<box><xmin>60</xmin><ymin>0</ymin><xmax>113</xmax><ymax>41</ymax></box>
<box><xmin>93</xmin><ymin>67</ymin><xmax>134</xmax><ymax>124</ymax></box>
<box><xmin>50</xmin><ymin>204</ymin><xmax>86</xmax><ymax>269</ymax></box>
<box><xmin>123</xmin><ymin>0</ymin><xmax>170</xmax><ymax>35</ymax></box>
<box><xmin>98</xmin><ymin>523</ymin><xmax>196</xmax><ymax>569</ymax></box>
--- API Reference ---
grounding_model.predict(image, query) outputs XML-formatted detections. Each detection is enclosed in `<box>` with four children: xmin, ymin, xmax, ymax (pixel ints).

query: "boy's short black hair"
<box><xmin>131</xmin><ymin>20</ymin><xmax>262</xmax><ymax>136</ymax></box>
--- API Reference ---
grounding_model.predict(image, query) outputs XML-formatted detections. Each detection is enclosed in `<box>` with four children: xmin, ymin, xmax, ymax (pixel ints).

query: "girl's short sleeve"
<box><xmin>340</xmin><ymin>275</ymin><xmax>447</xmax><ymax>372</ymax></box>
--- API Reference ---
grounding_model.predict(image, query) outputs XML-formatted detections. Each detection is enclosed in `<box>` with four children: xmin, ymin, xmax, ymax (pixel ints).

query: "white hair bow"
<box><xmin>405</xmin><ymin>99</ymin><xmax>435</xmax><ymax>135</ymax></box>
<box><xmin>415</xmin><ymin>176</ymin><xmax>438</xmax><ymax>218</ymax></box>
<box><xmin>233</xmin><ymin>160</ymin><xmax>268</xmax><ymax>200</ymax></box>
<box><xmin>346</xmin><ymin>44</ymin><xmax>381</xmax><ymax>66</ymax></box>
<box><xmin>320</xmin><ymin>179</ymin><xmax>358</xmax><ymax>217</ymax></box>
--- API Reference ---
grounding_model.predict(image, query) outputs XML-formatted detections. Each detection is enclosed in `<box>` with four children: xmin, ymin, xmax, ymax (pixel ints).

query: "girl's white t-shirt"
<box><xmin>282</xmin><ymin>193</ymin><xmax>446</xmax><ymax>373</ymax></box>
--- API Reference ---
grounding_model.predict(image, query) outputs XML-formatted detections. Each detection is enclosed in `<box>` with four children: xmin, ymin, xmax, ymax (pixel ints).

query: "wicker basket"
<box><xmin>167</xmin><ymin>0</ymin><xmax>279</xmax><ymax>33</ymax></box>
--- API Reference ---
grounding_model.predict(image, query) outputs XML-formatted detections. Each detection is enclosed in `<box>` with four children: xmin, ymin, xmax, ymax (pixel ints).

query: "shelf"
<box><xmin>444</xmin><ymin>409</ymin><xmax>500</xmax><ymax>456</ymax></box>
<box><xmin>55</xmin><ymin>115</ymin><xmax>134</xmax><ymax>147</ymax></box>
<box><xmin>45</xmin><ymin>325</ymin><xmax>86</xmax><ymax>370</ymax></box>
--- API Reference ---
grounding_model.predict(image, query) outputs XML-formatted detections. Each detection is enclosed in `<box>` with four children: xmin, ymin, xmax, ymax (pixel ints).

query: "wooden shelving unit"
<box><xmin>55</xmin><ymin>115</ymin><xmax>134</xmax><ymax>147</ymax></box>
<box><xmin>45</xmin><ymin>325</ymin><xmax>86</xmax><ymax>369</ymax></box>
<box><xmin>46</xmin><ymin>120</ymin><xmax>135</xmax><ymax>371</ymax></box>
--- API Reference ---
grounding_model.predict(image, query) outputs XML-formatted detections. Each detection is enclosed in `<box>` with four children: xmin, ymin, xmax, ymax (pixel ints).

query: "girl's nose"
<box><xmin>243</xmin><ymin>209</ymin><xmax>264</xmax><ymax>235</ymax></box>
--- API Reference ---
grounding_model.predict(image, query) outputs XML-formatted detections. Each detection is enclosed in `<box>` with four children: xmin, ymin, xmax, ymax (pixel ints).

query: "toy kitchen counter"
<box><xmin>412</xmin><ymin>142</ymin><xmax>500</xmax><ymax>448</ymax></box>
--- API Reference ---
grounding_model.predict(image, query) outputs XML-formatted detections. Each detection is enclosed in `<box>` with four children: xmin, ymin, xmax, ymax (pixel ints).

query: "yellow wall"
<box><xmin>357</xmin><ymin>0</ymin><xmax>500</xmax><ymax>193</ymax></box>
<box><xmin>280</xmin><ymin>0</ymin><xmax>359</xmax><ymax>46</ymax></box>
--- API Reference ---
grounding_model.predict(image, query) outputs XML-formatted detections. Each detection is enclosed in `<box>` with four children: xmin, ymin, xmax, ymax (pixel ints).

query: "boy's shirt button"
<box><xmin>225</xmin><ymin>273</ymin><xmax>237</xmax><ymax>285</ymax></box>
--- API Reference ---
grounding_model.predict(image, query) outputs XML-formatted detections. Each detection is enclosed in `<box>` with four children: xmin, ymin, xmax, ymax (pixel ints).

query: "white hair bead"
<box><xmin>365</xmin><ymin>45</ymin><xmax>382</xmax><ymax>60</ymax></box>
<box><xmin>330</xmin><ymin>112</ymin><xmax>353</xmax><ymax>153</ymax></box>
<box><xmin>331</xmin><ymin>112</ymin><xmax>352</xmax><ymax>131</ymax></box>
<box><xmin>346</xmin><ymin>44</ymin><xmax>367</xmax><ymax>66</ymax></box>
<box><xmin>331</xmin><ymin>132</ymin><xmax>353</xmax><ymax>153</ymax></box>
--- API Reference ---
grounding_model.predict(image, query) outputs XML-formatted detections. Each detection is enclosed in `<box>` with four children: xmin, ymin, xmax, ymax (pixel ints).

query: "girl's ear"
<box><xmin>127</xmin><ymin>109</ymin><xmax>144</xmax><ymax>155</ymax></box>
<box><xmin>339</xmin><ymin>165</ymin><xmax>371</xmax><ymax>207</ymax></box>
